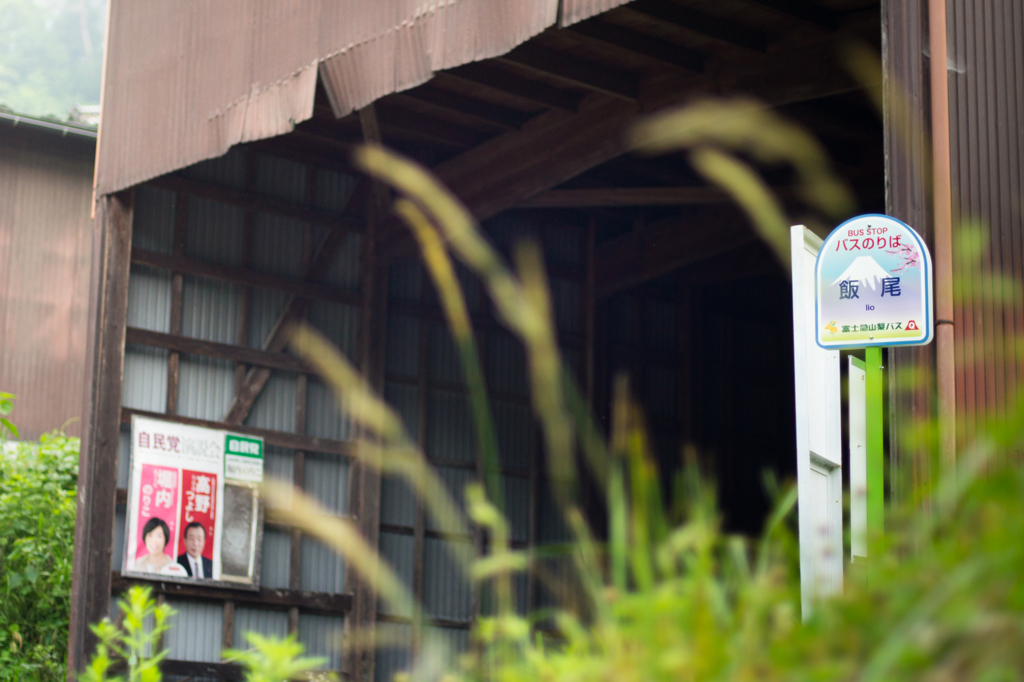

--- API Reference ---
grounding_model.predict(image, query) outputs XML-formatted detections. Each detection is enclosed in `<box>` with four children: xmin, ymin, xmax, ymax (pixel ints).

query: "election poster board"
<box><xmin>122</xmin><ymin>415</ymin><xmax>264</xmax><ymax>590</ymax></box>
<box><xmin>815</xmin><ymin>214</ymin><xmax>933</xmax><ymax>350</ymax></box>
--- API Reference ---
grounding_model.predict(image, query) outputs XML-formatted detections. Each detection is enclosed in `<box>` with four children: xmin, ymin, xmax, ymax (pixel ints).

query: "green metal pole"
<box><xmin>865</xmin><ymin>346</ymin><xmax>884</xmax><ymax>537</ymax></box>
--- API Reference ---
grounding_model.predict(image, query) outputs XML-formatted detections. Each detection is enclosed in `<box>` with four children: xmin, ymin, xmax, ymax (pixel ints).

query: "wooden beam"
<box><xmin>110</xmin><ymin>572</ymin><xmax>353</xmax><ymax>615</ymax></box>
<box><xmin>121</xmin><ymin>407</ymin><xmax>355</xmax><ymax>457</ymax></box>
<box><xmin>159</xmin><ymin>661</ymin><xmax>242</xmax><ymax>681</ymax></box>
<box><xmin>126</xmin><ymin>327</ymin><xmax>312</xmax><ymax>373</ymax></box>
<box><xmin>564</xmin><ymin>19</ymin><xmax>705</xmax><ymax>73</ymax></box>
<box><xmin>347</xmin><ymin>105</ymin><xmax>386</xmax><ymax>682</ymax></box>
<box><xmin>519</xmin><ymin>186</ymin><xmax>729</xmax><ymax>207</ymax></box>
<box><xmin>147</xmin><ymin>173</ymin><xmax>363</xmax><ymax>232</ymax></box>
<box><xmin>67</xmin><ymin>191</ymin><xmax>134</xmax><ymax>678</ymax></box>
<box><xmin>741</xmin><ymin>0</ymin><xmax>841</xmax><ymax>31</ymax></box>
<box><xmin>382</xmin><ymin>31</ymin><xmax>878</xmax><ymax>263</ymax></box>
<box><xmin>594</xmin><ymin>207</ymin><xmax>758</xmax><ymax>297</ymax></box>
<box><xmin>448</xmin><ymin>63</ymin><xmax>586</xmax><ymax>111</ymax></box>
<box><xmin>131</xmin><ymin>248</ymin><xmax>360</xmax><ymax>306</ymax></box>
<box><xmin>626</xmin><ymin>0</ymin><xmax>768</xmax><ymax>53</ymax></box>
<box><xmin>376</xmin><ymin>101</ymin><xmax>490</xmax><ymax>148</ymax></box>
<box><xmin>399</xmin><ymin>87</ymin><xmax>531</xmax><ymax>130</ymax></box>
<box><xmin>499</xmin><ymin>44</ymin><xmax>639</xmax><ymax>101</ymax></box>
<box><xmin>222</xmin><ymin>183</ymin><xmax>369</xmax><ymax>425</ymax></box>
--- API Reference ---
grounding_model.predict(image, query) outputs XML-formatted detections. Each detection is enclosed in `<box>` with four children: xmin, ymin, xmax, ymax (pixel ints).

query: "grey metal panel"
<box><xmin>184</xmin><ymin>147</ymin><xmax>247</xmax><ymax>189</ymax></box>
<box><xmin>537</xmin><ymin>478</ymin><xmax>570</xmax><ymax>544</ymax></box>
<box><xmin>232</xmin><ymin>607</ymin><xmax>289</xmax><ymax>649</ymax></box>
<box><xmin>384</xmin><ymin>382</ymin><xmax>419</xmax><ymax>441</ymax></box>
<box><xmin>307</xmin><ymin>299</ymin><xmax>359</xmax><ymax>356</ymax></box>
<box><xmin>263</xmin><ymin>446</ymin><xmax>294</xmax><ymax>485</ymax></box>
<box><xmin>122</xmin><ymin>344</ymin><xmax>168</xmax><ymax>413</ymax></box>
<box><xmin>321</xmin><ymin>231</ymin><xmax>361</xmax><ymax>290</ymax></box>
<box><xmin>426</xmin><ymin>467</ymin><xmax>473</xmax><ymax>532</ymax></box>
<box><xmin>514</xmin><ymin>570</ymin><xmax>530</xmax><ymax>615</ymax></box>
<box><xmin>388</xmin><ymin>261</ymin><xmax>423</xmax><ymax>303</ymax></box>
<box><xmin>127</xmin><ymin>265</ymin><xmax>172</xmax><ymax>332</ymax></box>
<box><xmin>112</xmin><ymin>508</ymin><xmax>126</xmax><ymax>572</ymax></box>
<box><xmin>254</xmin><ymin>154</ymin><xmax>306</xmax><ymax>202</ymax></box>
<box><xmin>185</xmin><ymin>197</ymin><xmax>244</xmax><ymax>266</ymax></box>
<box><xmin>132</xmin><ymin>186</ymin><xmax>176</xmax><ymax>253</ymax></box>
<box><xmin>246</xmin><ymin>288</ymin><xmax>290</xmax><ymax>349</ymax></box>
<box><xmin>385</xmin><ymin>315</ymin><xmax>420</xmax><ymax>379</ymax></box>
<box><xmin>424</xmin><ymin>626</ymin><xmax>470</xmax><ymax>656</ymax></box>
<box><xmin>259</xmin><ymin>528</ymin><xmax>291</xmax><ymax>589</ymax></box>
<box><xmin>540</xmin><ymin>224</ymin><xmax>580</xmax><ymax>266</ymax></box>
<box><xmin>180</xmin><ymin>275</ymin><xmax>240</xmax><ymax>344</ymax></box>
<box><xmin>117</xmin><ymin>423</ymin><xmax>131</xmax><ymax>489</ymax></box>
<box><xmin>425</xmin><ymin>390</ymin><xmax>474</xmax><ymax>464</ymax></box>
<box><xmin>422</xmin><ymin>537</ymin><xmax>471</xmax><ymax>622</ymax></box>
<box><xmin>314</xmin><ymin>169</ymin><xmax>358</xmax><ymax>212</ymax></box>
<box><xmin>486</xmin><ymin>332</ymin><xmax>528</xmax><ymax>397</ymax></box>
<box><xmin>245</xmin><ymin>372</ymin><xmax>298</xmax><ymax>433</ymax></box>
<box><xmin>303</xmin><ymin>452</ymin><xmax>349</xmax><ymax>514</ymax></box>
<box><xmin>251</xmin><ymin>213</ymin><xmax>306</xmax><ymax>278</ymax></box>
<box><xmin>428</xmin><ymin>321</ymin><xmax>463</xmax><ymax>385</ymax></box>
<box><xmin>503</xmin><ymin>474</ymin><xmax>531</xmax><ymax>544</ymax></box>
<box><xmin>456</xmin><ymin>265</ymin><xmax>483</xmax><ymax>313</ymax></box>
<box><xmin>164</xmin><ymin>600</ymin><xmax>223</xmax><ymax>662</ymax></box>
<box><xmin>642</xmin><ymin>364</ymin><xmax>676</xmax><ymax>419</ymax></box>
<box><xmin>493</xmin><ymin>400</ymin><xmax>531</xmax><ymax>472</ymax></box>
<box><xmin>177</xmin><ymin>354</ymin><xmax>235</xmax><ymax>421</ymax></box>
<box><xmin>608</xmin><ymin>293</ymin><xmax>635</xmax><ymax>346</ymax></box>
<box><xmin>643</xmin><ymin>299</ymin><xmax>676</xmax><ymax>351</ymax></box>
<box><xmin>305</xmin><ymin>377</ymin><xmax>352</xmax><ymax>442</ymax></box>
<box><xmin>297</xmin><ymin>613</ymin><xmax>345</xmax><ymax>671</ymax></box>
<box><xmin>484</xmin><ymin>212</ymin><xmax>535</xmax><ymax>255</ymax></box>
<box><xmin>300</xmin><ymin>453</ymin><xmax>348</xmax><ymax>593</ymax></box>
<box><xmin>377</xmin><ymin>532</ymin><xmax>414</xmax><ymax>617</ymax></box>
<box><xmin>373</xmin><ymin>622</ymin><xmax>412</xmax><ymax>682</ymax></box>
<box><xmin>562</xmin><ymin>347</ymin><xmax>582</xmax><ymax>387</ymax></box>
<box><xmin>380</xmin><ymin>474</ymin><xmax>416</xmax><ymax>528</ymax></box>
<box><xmin>550</xmin><ymin>278</ymin><xmax>580</xmax><ymax>335</ymax></box>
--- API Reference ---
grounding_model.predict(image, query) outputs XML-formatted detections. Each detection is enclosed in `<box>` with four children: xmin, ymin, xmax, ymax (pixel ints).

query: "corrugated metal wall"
<box><xmin>374</xmin><ymin>213</ymin><xmax>587</xmax><ymax>677</ymax></box>
<box><xmin>947</xmin><ymin>0</ymin><xmax>1024</xmax><ymax>458</ymax></box>
<box><xmin>0</xmin><ymin>124</ymin><xmax>95</xmax><ymax>439</ymax></box>
<box><xmin>117</xmin><ymin>144</ymin><xmax>361</xmax><ymax>673</ymax></box>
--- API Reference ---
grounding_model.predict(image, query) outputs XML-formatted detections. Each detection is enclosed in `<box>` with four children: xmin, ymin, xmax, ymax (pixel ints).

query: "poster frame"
<box><xmin>120</xmin><ymin>415</ymin><xmax>265</xmax><ymax>592</ymax></box>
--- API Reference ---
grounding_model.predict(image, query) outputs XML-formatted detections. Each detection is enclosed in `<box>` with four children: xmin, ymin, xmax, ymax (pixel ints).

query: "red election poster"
<box><xmin>130</xmin><ymin>464</ymin><xmax>182</xmax><ymax>574</ymax></box>
<box><xmin>180</xmin><ymin>470</ymin><xmax>217</xmax><ymax>568</ymax></box>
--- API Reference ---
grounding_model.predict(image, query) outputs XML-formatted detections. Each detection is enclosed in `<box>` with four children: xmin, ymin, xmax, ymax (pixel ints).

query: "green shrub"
<box><xmin>0</xmin><ymin>422</ymin><xmax>79</xmax><ymax>681</ymax></box>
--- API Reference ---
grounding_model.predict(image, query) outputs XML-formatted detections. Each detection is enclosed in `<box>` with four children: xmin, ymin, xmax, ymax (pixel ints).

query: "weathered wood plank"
<box><xmin>67</xmin><ymin>191</ymin><xmax>134</xmax><ymax>679</ymax></box>
<box><xmin>110</xmin><ymin>573</ymin><xmax>354</xmax><ymax>614</ymax></box>
<box><xmin>120</xmin><ymin>407</ymin><xmax>355</xmax><ymax>457</ymax></box>
<box><xmin>131</xmin><ymin>248</ymin><xmax>361</xmax><ymax>306</ymax></box>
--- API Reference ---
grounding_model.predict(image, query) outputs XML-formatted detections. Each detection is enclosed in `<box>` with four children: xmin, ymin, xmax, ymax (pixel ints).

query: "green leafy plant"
<box><xmin>80</xmin><ymin>586</ymin><xmax>173</xmax><ymax>682</ymax></box>
<box><xmin>224</xmin><ymin>633</ymin><xmax>329</xmax><ymax>682</ymax></box>
<box><xmin>0</xmin><ymin>405</ymin><xmax>78</xmax><ymax>682</ymax></box>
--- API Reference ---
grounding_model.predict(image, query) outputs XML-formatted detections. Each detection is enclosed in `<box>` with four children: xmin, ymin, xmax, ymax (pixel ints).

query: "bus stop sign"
<box><xmin>815</xmin><ymin>214</ymin><xmax>933</xmax><ymax>350</ymax></box>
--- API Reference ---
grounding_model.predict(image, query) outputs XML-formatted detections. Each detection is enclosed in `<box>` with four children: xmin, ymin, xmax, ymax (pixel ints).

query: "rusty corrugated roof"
<box><xmin>95</xmin><ymin>0</ymin><xmax>631</xmax><ymax>198</ymax></box>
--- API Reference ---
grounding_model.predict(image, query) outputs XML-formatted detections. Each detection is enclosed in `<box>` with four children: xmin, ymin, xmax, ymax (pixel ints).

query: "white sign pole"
<box><xmin>791</xmin><ymin>225</ymin><xmax>844</xmax><ymax>619</ymax></box>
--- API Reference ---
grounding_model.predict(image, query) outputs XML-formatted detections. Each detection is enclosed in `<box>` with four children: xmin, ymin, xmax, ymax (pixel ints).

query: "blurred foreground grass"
<box><xmin>85</xmin><ymin>89</ymin><xmax>1024</xmax><ymax>682</ymax></box>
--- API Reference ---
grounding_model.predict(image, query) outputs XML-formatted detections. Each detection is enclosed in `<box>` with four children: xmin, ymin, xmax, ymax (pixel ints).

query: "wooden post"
<box><xmin>348</xmin><ymin>104</ymin><xmax>387</xmax><ymax>682</ymax></box>
<box><xmin>166</xmin><ymin>193</ymin><xmax>187</xmax><ymax>415</ymax></box>
<box><xmin>67</xmin><ymin>190</ymin><xmax>134</xmax><ymax>679</ymax></box>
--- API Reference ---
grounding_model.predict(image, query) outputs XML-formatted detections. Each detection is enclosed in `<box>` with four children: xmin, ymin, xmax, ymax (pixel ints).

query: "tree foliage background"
<box><xmin>0</xmin><ymin>0</ymin><xmax>106</xmax><ymax>118</ymax></box>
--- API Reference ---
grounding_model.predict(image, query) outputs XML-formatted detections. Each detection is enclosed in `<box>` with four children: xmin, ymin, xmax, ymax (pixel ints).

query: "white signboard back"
<box><xmin>791</xmin><ymin>225</ymin><xmax>843</xmax><ymax>618</ymax></box>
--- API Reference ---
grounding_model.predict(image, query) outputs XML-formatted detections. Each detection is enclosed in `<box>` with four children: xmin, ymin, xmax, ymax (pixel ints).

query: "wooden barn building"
<box><xmin>67</xmin><ymin>0</ymin><xmax>1023</xmax><ymax>679</ymax></box>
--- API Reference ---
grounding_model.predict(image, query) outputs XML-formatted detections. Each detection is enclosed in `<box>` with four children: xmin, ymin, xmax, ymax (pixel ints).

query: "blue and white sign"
<box><xmin>815</xmin><ymin>214</ymin><xmax>933</xmax><ymax>349</ymax></box>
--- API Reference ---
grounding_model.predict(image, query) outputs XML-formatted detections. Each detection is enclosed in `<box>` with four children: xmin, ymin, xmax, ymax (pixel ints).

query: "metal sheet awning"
<box><xmin>94</xmin><ymin>0</ymin><xmax>629</xmax><ymax>198</ymax></box>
